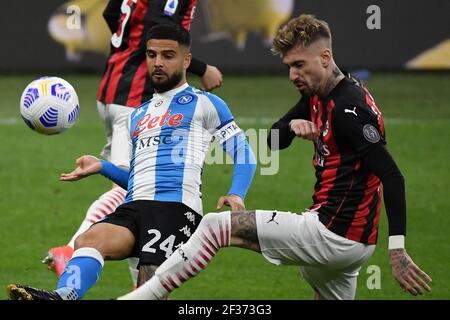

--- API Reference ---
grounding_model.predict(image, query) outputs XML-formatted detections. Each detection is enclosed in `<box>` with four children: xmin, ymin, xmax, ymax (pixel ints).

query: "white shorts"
<box><xmin>97</xmin><ymin>101</ymin><xmax>134</xmax><ymax>167</ymax></box>
<box><xmin>255</xmin><ymin>210</ymin><xmax>375</xmax><ymax>300</ymax></box>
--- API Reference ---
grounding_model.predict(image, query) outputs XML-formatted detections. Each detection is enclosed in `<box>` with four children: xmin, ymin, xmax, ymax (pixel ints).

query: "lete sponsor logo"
<box><xmin>132</xmin><ymin>110</ymin><xmax>183</xmax><ymax>138</ymax></box>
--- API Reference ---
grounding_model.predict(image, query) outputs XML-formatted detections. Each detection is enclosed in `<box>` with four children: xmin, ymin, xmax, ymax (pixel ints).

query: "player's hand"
<box><xmin>216</xmin><ymin>194</ymin><xmax>245</xmax><ymax>212</ymax></box>
<box><xmin>289</xmin><ymin>119</ymin><xmax>320</xmax><ymax>140</ymax></box>
<box><xmin>60</xmin><ymin>155</ymin><xmax>102</xmax><ymax>181</ymax></box>
<box><xmin>201</xmin><ymin>65</ymin><xmax>223</xmax><ymax>91</ymax></box>
<box><xmin>389</xmin><ymin>248</ymin><xmax>432</xmax><ymax>296</ymax></box>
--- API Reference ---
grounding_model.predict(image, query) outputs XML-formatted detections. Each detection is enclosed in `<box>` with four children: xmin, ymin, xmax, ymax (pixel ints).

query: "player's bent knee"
<box><xmin>73</xmin><ymin>231</ymin><xmax>101</xmax><ymax>251</ymax></box>
<box><xmin>73</xmin><ymin>225</ymin><xmax>108</xmax><ymax>251</ymax></box>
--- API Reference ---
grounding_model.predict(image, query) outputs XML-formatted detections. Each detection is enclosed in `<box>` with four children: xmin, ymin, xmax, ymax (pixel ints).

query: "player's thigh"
<box><xmin>300</xmin><ymin>265</ymin><xmax>361</xmax><ymax>300</ymax></box>
<box><xmin>109</xmin><ymin>104</ymin><xmax>133</xmax><ymax>166</ymax></box>
<box><xmin>255</xmin><ymin>210</ymin><xmax>326</xmax><ymax>265</ymax></box>
<box><xmin>299</xmin><ymin>235</ymin><xmax>375</xmax><ymax>300</ymax></box>
<box><xmin>75</xmin><ymin>222</ymin><xmax>135</xmax><ymax>260</ymax></box>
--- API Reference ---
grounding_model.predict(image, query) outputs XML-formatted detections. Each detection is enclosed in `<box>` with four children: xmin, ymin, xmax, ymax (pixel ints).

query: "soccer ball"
<box><xmin>20</xmin><ymin>76</ymin><xmax>80</xmax><ymax>135</ymax></box>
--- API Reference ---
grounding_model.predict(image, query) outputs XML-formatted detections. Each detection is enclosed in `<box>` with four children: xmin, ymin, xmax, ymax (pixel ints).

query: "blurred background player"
<box><xmin>7</xmin><ymin>23</ymin><xmax>256</xmax><ymax>300</ymax></box>
<box><xmin>115</xmin><ymin>14</ymin><xmax>432</xmax><ymax>300</ymax></box>
<box><xmin>43</xmin><ymin>0</ymin><xmax>223</xmax><ymax>286</ymax></box>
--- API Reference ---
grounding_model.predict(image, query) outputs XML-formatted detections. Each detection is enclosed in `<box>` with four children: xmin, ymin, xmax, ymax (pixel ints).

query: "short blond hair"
<box><xmin>272</xmin><ymin>14</ymin><xmax>331</xmax><ymax>56</ymax></box>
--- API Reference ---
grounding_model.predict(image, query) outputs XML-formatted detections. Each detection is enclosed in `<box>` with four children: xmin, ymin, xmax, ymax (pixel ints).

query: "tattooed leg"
<box><xmin>230</xmin><ymin>210</ymin><xmax>261</xmax><ymax>252</ymax></box>
<box><xmin>137</xmin><ymin>265</ymin><xmax>158</xmax><ymax>287</ymax></box>
<box><xmin>137</xmin><ymin>265</ymin><xmax>168</xmax><ymax>299</ymax></box>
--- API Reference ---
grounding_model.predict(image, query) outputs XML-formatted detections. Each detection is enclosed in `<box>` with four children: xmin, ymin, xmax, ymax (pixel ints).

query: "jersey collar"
<box><xmin>154</xmin><ymin>82</ymin><xmax>189</xmax><ymax>99</ymax></box>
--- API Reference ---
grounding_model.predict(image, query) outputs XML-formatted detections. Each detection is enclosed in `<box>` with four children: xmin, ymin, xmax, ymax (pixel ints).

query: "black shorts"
<box><xmin>97</xmin><ymin>200</ymin><xmax>202</xmax><ymax>267</ymax></box>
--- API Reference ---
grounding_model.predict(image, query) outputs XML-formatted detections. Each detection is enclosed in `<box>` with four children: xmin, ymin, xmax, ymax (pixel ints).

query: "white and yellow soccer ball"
<box><xmin>20</xmin><ymin>76</ymin><xmax>80</xmax><ymax>135</ymax></box>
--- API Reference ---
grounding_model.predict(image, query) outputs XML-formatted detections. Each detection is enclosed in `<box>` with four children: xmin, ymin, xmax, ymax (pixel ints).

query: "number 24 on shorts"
<box><xmin>142</xmin><ymin>229</ymin><xmax>177</xmax><ymax>259</ymax></box>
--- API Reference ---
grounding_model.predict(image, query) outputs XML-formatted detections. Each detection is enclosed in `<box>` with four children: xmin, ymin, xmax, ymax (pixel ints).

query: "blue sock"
<box><xmin>56</xmin><ymin>247</ymin><xmax>104</xmax><ymax>300</ymax></box>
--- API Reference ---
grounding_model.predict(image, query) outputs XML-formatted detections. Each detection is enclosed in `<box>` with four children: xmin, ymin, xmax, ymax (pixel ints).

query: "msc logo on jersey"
<box><xmin>177</xmin><ymin>94</ymin><xmax>194</xmax><ymax>105</ymax></box>
<box><xmin>136</xmin><ymin>135</ymin><xmax>174</xmax><ymax>150</ymax></box>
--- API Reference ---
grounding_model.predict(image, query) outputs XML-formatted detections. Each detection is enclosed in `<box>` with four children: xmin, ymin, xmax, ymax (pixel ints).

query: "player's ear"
<box><xmin>321</xmin><ymin>49</ymin><xmax>331</xmax><ymax>68</ymax></box>
<box><xmin>184</xmin><ymin>52</ymin><xmax>192</xmax><ymax>70</ymax></box>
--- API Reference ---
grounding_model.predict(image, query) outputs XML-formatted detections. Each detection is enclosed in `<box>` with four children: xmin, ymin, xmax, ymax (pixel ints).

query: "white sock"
<box><xmin>118</xmin><ymin>212</ymin><xmax>231</xmax><ymax>300</ymax></box>
<box><xmin>68</xmin><ymin>187</ymin><xmax>126</xmax><ymax>248</ymax></box>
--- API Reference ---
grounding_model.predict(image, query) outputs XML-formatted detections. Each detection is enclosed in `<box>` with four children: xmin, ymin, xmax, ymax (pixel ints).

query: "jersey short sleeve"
<box><xmin>201</xmin><ymin>93</ymin><xmax>242</xmax><ymax>144</ymax></box>
<box><xmin>332</xmin><ymin>101</ymin><xmax>385</xmax><ymax>156</ymax></box>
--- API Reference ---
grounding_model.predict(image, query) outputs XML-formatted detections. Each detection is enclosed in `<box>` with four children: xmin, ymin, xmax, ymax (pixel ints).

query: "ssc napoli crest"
<box><xmin>177</xmin><ymin>94</ymin><xmax>193</xmax><ymax>105</ymax></box>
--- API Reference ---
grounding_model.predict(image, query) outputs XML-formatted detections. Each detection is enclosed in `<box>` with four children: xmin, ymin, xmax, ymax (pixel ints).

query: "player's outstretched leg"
<box><xmin>9</xmin><ymin>247</ymin><xmax>104</xmax><ymax>300</ymax></box>
<box><xmin>43</xmin><ymin>187</ymin><xmax>126</xmax><ymax>277</ymax></box>
<box><xmin>118</xmin><ymin>211</ymin><xmax>232</xmax><ymax>300</ymax></box>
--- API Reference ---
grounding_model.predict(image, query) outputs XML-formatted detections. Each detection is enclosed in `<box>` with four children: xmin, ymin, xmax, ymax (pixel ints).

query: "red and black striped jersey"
<box><xmin>97</xmin><ymin>0</ymin><xmax>198</xmax><ymax>108</ymax></box>
<box><xmin>270</xmin><ymin>74</ymin><xmax>386</xmax><ymax>244</ymax></box>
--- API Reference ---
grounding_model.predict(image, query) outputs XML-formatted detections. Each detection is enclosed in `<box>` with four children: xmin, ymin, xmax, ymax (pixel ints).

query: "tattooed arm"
<box><xmin>389</xmin><ymin>248</ymin><xmax>432</xmax><ymax>296</ymax></box>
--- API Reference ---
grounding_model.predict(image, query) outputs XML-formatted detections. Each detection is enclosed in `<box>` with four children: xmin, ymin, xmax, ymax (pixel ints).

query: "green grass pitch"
<box><xmin>0</xmin><ymin>73</ymin><xmax>449</xmax><ymax>300</ymax></box>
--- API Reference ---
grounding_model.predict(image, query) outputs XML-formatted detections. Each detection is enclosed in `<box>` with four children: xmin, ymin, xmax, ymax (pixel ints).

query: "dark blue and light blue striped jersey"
<box><xmin>101</xmin><ymin>83</ymin><xmax>256</xmax><ymax>215</ymax></box>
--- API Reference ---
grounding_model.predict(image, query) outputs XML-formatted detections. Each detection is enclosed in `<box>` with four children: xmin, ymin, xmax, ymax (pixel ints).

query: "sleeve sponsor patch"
<box><xmin>363</xmin><ymin>124</ymin><xmax>381</xmax><ymax>143</ymax></box>
<box><xmin>213</xmin><ymin>120</ymin><xmax>241</xmax><ymax>144</ymax></box>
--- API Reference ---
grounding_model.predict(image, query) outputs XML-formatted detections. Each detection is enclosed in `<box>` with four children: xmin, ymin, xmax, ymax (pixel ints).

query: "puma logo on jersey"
<box><xmin>344</xmin><ymin>107</ymin><xmax>357</xmax><ymax>116</ymax></box>
<box><xmin>267</xmin><ymin>211</ymin><xmax>279</xmax><ymax>224</ymax></box>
